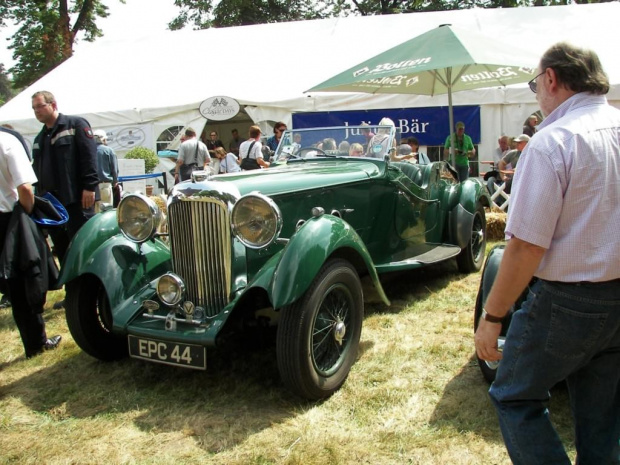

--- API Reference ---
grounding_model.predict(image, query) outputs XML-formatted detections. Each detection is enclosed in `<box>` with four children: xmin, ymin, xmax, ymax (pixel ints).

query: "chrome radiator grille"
<box><xmin>168</xmin><ymin>198</ymin><xmax>232</xmax><ymax>317</ymax></box>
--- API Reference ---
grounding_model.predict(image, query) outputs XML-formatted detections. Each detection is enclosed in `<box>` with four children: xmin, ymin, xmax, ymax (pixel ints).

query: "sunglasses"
<box><xmin>528</xmin><ymin>71</ymin><xmax>545</xmax><ymax>93</ymax></box>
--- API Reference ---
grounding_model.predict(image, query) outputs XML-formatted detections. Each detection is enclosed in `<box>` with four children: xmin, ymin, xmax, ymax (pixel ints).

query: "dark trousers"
<box><xmin>0</xmin><ymin>212</ymin><xmax>47</xmax><ymax>357</ymax></box>
<box><xmin>49</xmin><ymin>202</ymin><xmax>94</xmax><ymax>263</ymax></box>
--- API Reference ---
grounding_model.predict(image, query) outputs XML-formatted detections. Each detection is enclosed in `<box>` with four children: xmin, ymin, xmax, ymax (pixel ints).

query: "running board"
<box><xmin>375</xmin><ymin>245</ymin><xmax>461</xmax><ymax>272</ymax></box>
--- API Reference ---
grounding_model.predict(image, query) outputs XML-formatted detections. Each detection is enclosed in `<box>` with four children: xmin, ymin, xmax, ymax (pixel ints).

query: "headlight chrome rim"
<box><xmin>117</xmin><ymin>193</ymin><xmax>162</xmax><ymax>243</ymax></box>
<box><xmin>231</xmin><ymin>193</ymin><xmax>282</xmax><ymax>249</ymax></box>
<box><xmin>156</xmin><ymin>273</ymin><xmax>185</xmax><ymax>306</ymax></box>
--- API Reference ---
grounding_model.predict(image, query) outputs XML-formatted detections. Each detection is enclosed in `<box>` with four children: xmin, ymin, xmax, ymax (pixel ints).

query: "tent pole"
<box><xmin>447</xmin><ymin>67</ymin><xmax>455</xmax><ymax>167</ymax></box>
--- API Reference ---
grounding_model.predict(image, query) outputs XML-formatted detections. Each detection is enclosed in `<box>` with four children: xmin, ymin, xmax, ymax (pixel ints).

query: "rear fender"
<box><xmin>450</xmin><ymin>178</ymin><xmax>490</xmax><ymax>247</ymax></box>
<box><xmin>264</xmin><ymin>215</ymin><xmax>390</xmax><ymax>309</ymax></box>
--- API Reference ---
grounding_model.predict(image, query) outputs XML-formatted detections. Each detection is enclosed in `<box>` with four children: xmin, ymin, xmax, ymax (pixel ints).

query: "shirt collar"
<box><xmin>538</xmin><ymin>93</ymin><xmax>608</xmax><ymax>130</ymax></box>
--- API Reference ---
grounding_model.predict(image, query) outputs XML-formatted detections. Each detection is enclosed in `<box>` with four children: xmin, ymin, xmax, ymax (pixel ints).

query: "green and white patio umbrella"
<box><xmin>308</xmin><ymin>24</ymin><xmax>540</xmax><ymax>164</ymax></box>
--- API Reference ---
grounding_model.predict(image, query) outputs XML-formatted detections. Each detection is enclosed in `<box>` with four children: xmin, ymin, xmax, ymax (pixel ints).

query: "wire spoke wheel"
<box><xmin>277</xmin><ymin>259</ymin><xmax>363</xmax><ymax>400</ymax></box>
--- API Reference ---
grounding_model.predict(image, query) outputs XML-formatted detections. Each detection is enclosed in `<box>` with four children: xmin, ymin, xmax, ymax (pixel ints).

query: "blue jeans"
<box><xmin>490</xmin><ymin>279</ymin><xmax>620</xmax><ymax>465</ymax></box>
<box><xmin>455</xmin><ymin>164</ymin><xmax>469</xmax><ymax>182</ymax></box>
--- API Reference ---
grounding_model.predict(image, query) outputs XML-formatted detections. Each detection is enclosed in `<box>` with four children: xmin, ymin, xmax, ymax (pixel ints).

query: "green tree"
<box><xmin>170</xmin><ymin>0</ymin><xmax>605</xmax><ymax>30</ymax></box>
<box><xmin>169</xmin><ymin>0</ymin><xmax>350</xmax><ymax>30</ymax></box>
<box><xmin>0</xmin><ymin>64</ymin><xmax>15</xmax><ymax>106</ymax></box>
<box><xmin>1</xmin><ymin>1</ymin><xmax>122</xmax><ymax>89</ymax></box>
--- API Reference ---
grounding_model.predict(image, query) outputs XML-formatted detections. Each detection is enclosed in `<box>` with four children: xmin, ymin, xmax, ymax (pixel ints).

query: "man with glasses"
<box><xmin>475</xmin><ymin>43</ymin><xmax>620</xmax><ymax>464</ymax></box>
<box><xmin>203</xmin><ymin>130</ymin><xmax>224</xmax><ymax>158</ymax></box>
<box><xmin>30</xmin><ymin>91</ymin><xmax>99</xmax><ymax>265</ymax></box>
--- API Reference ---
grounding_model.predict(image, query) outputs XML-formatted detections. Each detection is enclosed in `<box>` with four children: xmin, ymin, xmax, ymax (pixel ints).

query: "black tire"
<box><xmin>457</xmin><ymin>202</ymin><xmax>486</xmax><ymax>273</ymax></box>
<box><xmin>473</xmin><ymin>286</ymin><xmax>508</xmax><ymax>384</ymax></box>
<box><xmin>65</xmin><ymin>275</ymin><xmax>128</xmax><ymax>361</ymax></box>
<box><xmin>276</xmin><ymin>259</ymin><xmax>363</xmax><ymax>400</ymax></box>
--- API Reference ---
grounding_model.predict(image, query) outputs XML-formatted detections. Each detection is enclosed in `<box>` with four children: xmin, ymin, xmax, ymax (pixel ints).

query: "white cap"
<box><xmin>93</xmin><ymin>129</ymin><xmax>107</xmax><ymax>141</ymax></box>
<box><xmin>513</xmin><ymin>134</ymin><xmax>531</xmax><ymax>142</ymax></box>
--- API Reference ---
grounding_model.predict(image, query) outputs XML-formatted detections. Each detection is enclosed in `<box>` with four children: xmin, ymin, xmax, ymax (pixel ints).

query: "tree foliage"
<box><xmin>0</xmin><ymin>64</ymin><xmax>15</xmax><ymax>106</ymax></box>
<box><xmin>1</xmin><ymin>1</ymin><xmax>121</xmax><ymax>89</ymax></box>
<box><xmin>169</xmin><ymin>0</ymin><xmax>351</xmax><ymax>30</ymax></box>
<box><xmin>170</xmin><ymin>0</ymin><xmax>606</xmax><ymax>30</ymax></box>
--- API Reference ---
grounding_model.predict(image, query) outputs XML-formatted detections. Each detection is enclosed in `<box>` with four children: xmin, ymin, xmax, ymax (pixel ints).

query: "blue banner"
<box><xmin>292</xmin><ymin>106</ymin><xmax>480</xmax><ymax>146</ymax></box>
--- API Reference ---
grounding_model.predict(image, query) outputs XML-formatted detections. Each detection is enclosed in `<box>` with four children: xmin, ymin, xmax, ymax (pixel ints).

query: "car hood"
<box><xmin>173</xmin><ymin>159</ymin><xmax>385</xmax><ymax>198</ymax></box>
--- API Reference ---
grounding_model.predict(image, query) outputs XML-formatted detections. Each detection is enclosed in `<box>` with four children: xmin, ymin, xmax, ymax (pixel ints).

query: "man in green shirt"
<box><xmin>444</xmin><ymin>121</ymin><xmax>475</xmax><ymax>181</ymax></box>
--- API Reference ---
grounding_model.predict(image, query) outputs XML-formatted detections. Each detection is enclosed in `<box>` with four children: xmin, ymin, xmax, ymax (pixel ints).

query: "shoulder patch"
<box><xmin>84</xmin><ymin>127</ymin><xmax>94</xmax><ymax>138</ymax></box>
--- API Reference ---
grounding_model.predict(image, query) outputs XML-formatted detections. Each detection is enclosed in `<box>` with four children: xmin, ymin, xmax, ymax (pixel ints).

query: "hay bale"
<box><xmin>486</xmin><ymin>207</ymin><xmax>507</xmax><ymax>240</ymax></box>
<box><xmin>149</xmin><ymin>194</ymin><xmax>167</xmax><ymax>215</ymax></box>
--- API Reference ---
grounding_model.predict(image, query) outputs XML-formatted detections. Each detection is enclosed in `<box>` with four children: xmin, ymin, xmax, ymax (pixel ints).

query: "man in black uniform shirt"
<box><xmin>31</xmin><ymin>91</ymin><xmax>99</xmax><ymax>263</ymax></box>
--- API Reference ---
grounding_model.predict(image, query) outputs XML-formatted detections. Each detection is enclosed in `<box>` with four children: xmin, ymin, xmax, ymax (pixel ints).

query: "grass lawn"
<box><xmin>0</xmin><ymin>241</ymin><xmax>576</xmax><ymax>464</ymax></box>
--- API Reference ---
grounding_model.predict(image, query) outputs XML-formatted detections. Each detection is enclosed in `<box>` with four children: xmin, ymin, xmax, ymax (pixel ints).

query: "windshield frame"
<box><xmin>273</xmin><ymin>125</ymin><xmax>397</xmax><ymax>162</ymax></box>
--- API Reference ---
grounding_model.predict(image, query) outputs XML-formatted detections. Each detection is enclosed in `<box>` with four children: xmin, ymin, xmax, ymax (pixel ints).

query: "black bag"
<box><xmin>179</xmin><ymin>140</ymin><xmax>202</xmax><ymax>181</ymax></box>
<box><xmin>179</xmin><ymin>163</ymin><xmax>197</xmax><ymax>181</ymax></box>
<box><xmin>240</xmin><ymin>141</ymin><xmax>260</xmax><ymax>171</ymax></box>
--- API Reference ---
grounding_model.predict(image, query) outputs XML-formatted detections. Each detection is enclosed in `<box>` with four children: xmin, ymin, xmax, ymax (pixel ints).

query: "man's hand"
<box><xmin>475</xmin><ymin>319</ymin><xmax>503</xmax><ymax>362</ymax></box>
<box><xmin>82</xmin><ymin>190</ymin><xmax>95</xmax><ymax>209</ymax></box>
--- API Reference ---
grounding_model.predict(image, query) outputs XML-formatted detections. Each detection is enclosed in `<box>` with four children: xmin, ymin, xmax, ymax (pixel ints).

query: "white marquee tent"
<box><xmin>0</xmin><ymin>2</ymin><xmax>619</xmax><ymax>161</ymax></box>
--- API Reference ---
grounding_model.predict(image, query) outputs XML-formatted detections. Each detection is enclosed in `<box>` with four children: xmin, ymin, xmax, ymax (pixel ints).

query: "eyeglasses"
<box><xmin>210</xmin><ymin>134</ymin><xmax>216</xmax><ymax>137</ymax></box>
<box><xmin>528</xmin><ymin>71</ymin><xmax>545</xmax><ymax>93</ymax></box>
<box><xmin>32</xmin><ymin>103</ymin><xmax>50</xmax><ymax>111</ymax></box>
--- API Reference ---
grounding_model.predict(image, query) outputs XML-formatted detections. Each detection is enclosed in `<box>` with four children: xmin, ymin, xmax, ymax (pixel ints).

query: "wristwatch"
<box><xmin>481</xmin><ymin>309</ymin><xmax>504</xmax><ymax>324</ymax></box>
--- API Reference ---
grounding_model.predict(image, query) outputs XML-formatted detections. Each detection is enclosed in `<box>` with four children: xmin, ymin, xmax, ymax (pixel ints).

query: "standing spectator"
<box><xmin>367</xmin><ymin>117</ymin><xmax>397</xmax><ymax>159</ymax></box>
<box><xmin>266</xmin><ymin>122</ymin><xmax>287</xmax><ymax>153</ymax></box>
<box><xmin>497</xmin><ymin>134</ymin><xmax>530</xmax><ymax>194</ymax></box>
<box><xmin>214</xmin><ymin>147</ymin><xmax>241</xmax><ymax>174</ymax></box>
<box><xmin>204</xmin><ymin>130</ymin><xmax>224</xmax><ymax>158</ymax></box>
<box><xmin>175</xmin><ymin>128</ymin><xmax>210</xmax><ymax>182</ymax></box>
<box><xmin>93</xmin><ymin>129</ymin><xmax>118</xmax><ymax>212</ymax></box>
<box><xmin>31</xmin><ymin>90</ymin><xmax>99</xmax><ymax>264</ymax></box>
<box><xmin>0</xmin><ymin>130</ymin><xmax>61</xmax><ymax>358</ymax></box>
<box><xmin>360</xmin><ymin>122</ymin><xmax>375</xmax><ymax>152</ymax></box>
<box><xmin>493</xmin><ymin>135</ymin><xmax>510</xmax><ymax>164</ymax></box>
<box><xmin>443</xmin><ymin>121</ymin><xmax>475</xmax><ymax>181</ymax></box>
<box><xmin>228</xmin><ymin>128</ymin><xmax>243</xmax><ymax>157</ymax></box>
<box><xmin>239</xmin><ymin>125</ymin><xmax>269</xmax><ymax>170</ymax></box>
<box><xmin>475</xmin><ymin>42</ymin><xmax>620</xmax><ymax>464</ymax></box>
<box><xmin>522</xmin><ymin>114</ymin><xmax>538</xmax><ymax>137</ymax></box>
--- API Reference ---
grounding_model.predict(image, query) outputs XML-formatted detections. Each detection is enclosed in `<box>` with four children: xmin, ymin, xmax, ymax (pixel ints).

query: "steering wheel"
<box><xmin>297</xmin><ymin>146</ymin><xmax>328</xmax><ymax>158</ymax></box>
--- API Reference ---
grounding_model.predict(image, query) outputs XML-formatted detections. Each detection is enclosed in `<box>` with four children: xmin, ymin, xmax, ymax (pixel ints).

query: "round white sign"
<box><xmin>199</xmin><ymin>96</ymin><xmax>241</xmax><ymax>121</ymax></box>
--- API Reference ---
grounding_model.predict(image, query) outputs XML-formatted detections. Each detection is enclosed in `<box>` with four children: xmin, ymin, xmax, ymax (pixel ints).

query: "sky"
<box><xmin>1</xmin><ymin>0</ymin><xmax>180</xmax><ymax>71</ymax></box>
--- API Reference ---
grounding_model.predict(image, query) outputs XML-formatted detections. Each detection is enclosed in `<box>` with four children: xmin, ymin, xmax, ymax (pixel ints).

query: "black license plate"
<box><xmin>128</xmin><ymin>335</ymin><xmax>206</xmax><ymax>370</ymax></box>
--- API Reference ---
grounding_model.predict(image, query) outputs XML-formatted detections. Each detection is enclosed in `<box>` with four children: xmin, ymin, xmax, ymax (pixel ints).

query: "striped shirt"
<box><xmin>506</xmin><ymin>92</ymin><xmax>620</xmax><ymax>282</ymax></box>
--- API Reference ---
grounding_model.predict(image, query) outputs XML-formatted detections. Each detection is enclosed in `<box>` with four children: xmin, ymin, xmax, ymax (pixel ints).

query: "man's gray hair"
<box><xmin>540</xmin><ymin>42</ymin><xmax>609</xmax><ymax>95</ymax></box>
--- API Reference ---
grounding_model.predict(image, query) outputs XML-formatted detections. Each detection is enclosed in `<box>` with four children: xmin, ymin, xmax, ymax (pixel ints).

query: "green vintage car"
<box><xmin>61</xmin><ymin>124</ymin><xmax>490</xmax><ymax>400</ymax></box>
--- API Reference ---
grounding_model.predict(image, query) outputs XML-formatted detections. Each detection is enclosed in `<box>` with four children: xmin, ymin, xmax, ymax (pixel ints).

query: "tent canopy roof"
<box><xmin>1</xmin><ymin>3</ymin><xmax>619</xmax><ymax>134</ymax></box>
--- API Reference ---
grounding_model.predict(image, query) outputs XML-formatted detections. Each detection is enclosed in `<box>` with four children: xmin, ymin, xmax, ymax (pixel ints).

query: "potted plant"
<box><xmin>124</xmin><ymin>146</ymin><xmax>159</xmax><ymax>195</ymax></box>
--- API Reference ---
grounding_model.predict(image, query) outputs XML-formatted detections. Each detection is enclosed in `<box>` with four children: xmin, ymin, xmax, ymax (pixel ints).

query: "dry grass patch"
<box><xmin>0</xmin><ymin>242</ymin><xmax>576</xmax><ymax>464</ymax></box>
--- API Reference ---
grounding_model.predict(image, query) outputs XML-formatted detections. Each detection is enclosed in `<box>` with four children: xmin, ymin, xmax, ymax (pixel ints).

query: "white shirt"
<box><xmin>219</xmin><ymin>153</ymin><xmax>241</xmax><ymax>173</ymax></box>
<box><xmin>507</xmin><ymin>93</ymin><xmax>620</xmax><ymax>282</ymax></box>
<box><xmin>177</xmin><ymin>138</ymin><xmax>210</xmax><ymax>166</ymax></box>
<box><xmin>239</xmin><ymin>139</ymin><xmax>263</xmax><ymax>161</ymax></box>
<box><xmin>0</xmin><ymin>132</ymin><xmax>37</xmax><ymax>212</ymax></box>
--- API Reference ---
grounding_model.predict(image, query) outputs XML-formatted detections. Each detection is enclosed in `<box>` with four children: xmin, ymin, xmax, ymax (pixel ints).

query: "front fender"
<box><xmin>58</xmin><ymin>211</ymin><xmax>172</xmax><ymax>309</ymax></box>
<box><xmin>266</xmin><ymin>215</ymin><xmax>390</xmax><ymax>309</ymax></box>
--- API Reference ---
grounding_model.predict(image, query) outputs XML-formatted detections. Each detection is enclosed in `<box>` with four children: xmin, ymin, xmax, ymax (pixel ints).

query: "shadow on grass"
<box><xmin>364</xmin><ymin>258</ymin><xmax>464</xmax><ymax>315</ymax></box>
<box><xmin>0</xmin><ymin>337</ymin><xmax>309</xmax><ymax>453</ymax></box>
<box><xmin>429</xmin><ymin>354</ymin><xmax>575</xmax><ymax>447</ymax></box>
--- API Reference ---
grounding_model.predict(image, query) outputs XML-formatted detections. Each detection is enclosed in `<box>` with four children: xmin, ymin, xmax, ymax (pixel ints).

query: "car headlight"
<box><xmin>231</xmin><ymin>193</ymin><xmax>282</xmax><ymax>249</ymax></box>
<box><xmin>157</xmin><ymin>273</ymin><xmax>185</xmax><ymax>306</ymax></box>
<box><xmin>117</xmin><ymin>193</ymin><xmax>162</xmax><ymax>243</ymax></box>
